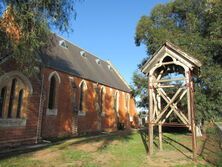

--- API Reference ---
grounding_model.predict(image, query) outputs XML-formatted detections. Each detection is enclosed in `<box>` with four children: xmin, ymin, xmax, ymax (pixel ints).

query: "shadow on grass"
<box><xmin>0</xmin><ymin>129</ymin><xmax>134</xmax><ymax>161</ymax></box>
<box><xmin>138</xmin><ymin>128</ymin><xmax>160</xmax><ymax>154</ymax></box>
<box><xmin>55</xmin><ymin>129</ymin><xmax>134</xmax><ymax>150</ymax></box>
<box><xmin>138</xmin><ymin>127</ymin><xmax>193</xmax><ymax>160</ymax></box>
<box><xmin>138</xmin><ymin>128</ymin><xmax>148</xmax><ymax>153</ymax></box>
<box><xmin>199</xmin><ymin>124</ymin><xmax>222</xmax><ymax>166</ymax></box>
<box><xmin>162</xmin><ymin>134</ymin><xmax>192</xmax><ymax>159</ymax></box>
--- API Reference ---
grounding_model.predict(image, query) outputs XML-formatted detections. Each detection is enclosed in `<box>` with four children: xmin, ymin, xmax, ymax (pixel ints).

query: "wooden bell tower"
<box><xmin>141</xmin><ymin>42</ymin><xmax>202</xmax><ymax>160</ymax></box>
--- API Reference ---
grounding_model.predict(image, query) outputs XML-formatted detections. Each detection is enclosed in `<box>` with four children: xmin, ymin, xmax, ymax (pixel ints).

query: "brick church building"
<box><xmin>0</xmin><ymin>33</ymin><xmax>138</xmax><ymax>148</ymax></box>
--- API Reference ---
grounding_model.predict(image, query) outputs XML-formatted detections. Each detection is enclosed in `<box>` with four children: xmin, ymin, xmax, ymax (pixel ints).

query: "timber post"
<box><xmin>158</xmin><ymin>123</ymin><xmax>163</xmax><ymax>151</ymax></box>
<box><xmin>148</xmin><ymin>76</ymin><xmax>154</xmax><ymax>155</ymax></box>
<box><xmin>188</xmin><ymin>71</ymin><xmax>197</xmax><ymax>160</ymax></box>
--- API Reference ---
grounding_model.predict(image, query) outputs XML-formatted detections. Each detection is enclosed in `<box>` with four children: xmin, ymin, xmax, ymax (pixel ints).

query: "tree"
<box><xmin>0</xmin><ymin>0</ymin><xmax>79</xmax><ymax>75</ymax></box>
<box><xmin>131</xmin><ymin>70</ymin><xmax>148</xmax><ymax>110</ymax></box>
<box><xmin>133</xmin><ymin>0</ymin><xmax>222</xmax><ymax>123</ymax></box>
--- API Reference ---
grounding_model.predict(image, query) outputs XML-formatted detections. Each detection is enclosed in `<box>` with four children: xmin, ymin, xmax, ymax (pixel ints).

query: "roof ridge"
<box><xmin>165</xmin><ymin>42</ymin><xmax>202</xmax><ymax>66</ymax></box>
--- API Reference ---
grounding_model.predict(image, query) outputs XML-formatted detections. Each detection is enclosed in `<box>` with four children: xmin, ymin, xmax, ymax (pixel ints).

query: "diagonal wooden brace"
<box><xmin>162</xmin><ymin>90</ymin><xmax>187</xmax><ymax>124</ymax></box>
<box><xmin>154</xmin><ymin>88</ymin><xmax>183</xmax><ymax>123</ymax></box>
<box><xmin>157</xmin><ymin>88</ymin><xmax>189</xmax><ymax>125</ymax></box>
<box><xmin>154</xmin><ymin>88</ymin><xmax>189</xmax><ymax>125</ymax></box>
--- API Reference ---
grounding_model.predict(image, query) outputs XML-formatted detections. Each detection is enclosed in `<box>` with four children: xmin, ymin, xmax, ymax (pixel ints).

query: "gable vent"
<box><xmin>108</xmin><ymin>64</ymin><xmax>113</xmax><ymax>71</ymax></box>
<box><xmin>80</xmin><ymin>51</ymin><xmax>86</xmax><ymax>57</ymax></box>
<box><xmin>59</xmin><ymin>40</ymin><xmax>68</xmax><ymax>49</ymax></box>
<box><xmin>96</xmin><ymin>59</ymin><xmax>101</xmax><ymax>64</ymax></box>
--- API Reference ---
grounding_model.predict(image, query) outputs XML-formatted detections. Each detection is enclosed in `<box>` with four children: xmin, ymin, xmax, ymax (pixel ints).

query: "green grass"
<box><xmin>0</xmin><ymin>129</ymin><xmax>219</xmax><ymax>167</ymax></box>
<box><xmin>174</xmin><ymin>164</ymin><xmax>212</xmax><ymax>167</ymax></box>
<box><xmin>0</xmin><ymin>157</ymin><xmax>43</xmax><ymax>167</ymax></box>
<box><xmin>98</xmin><ymin>133</ymin><xmax>149</xmax><ymax>167</ymax></box>
<box><xmin>199</xmin><ymin>124</ymin><xmax>222</xmax><ymax>167</ymax></box>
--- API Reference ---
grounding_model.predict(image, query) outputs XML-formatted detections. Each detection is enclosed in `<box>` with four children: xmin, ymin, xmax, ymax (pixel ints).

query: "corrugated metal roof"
<box><xmin>40</xmin><ymin>34</ymin><xmax>131</xmax><ymax>93</ymax></box>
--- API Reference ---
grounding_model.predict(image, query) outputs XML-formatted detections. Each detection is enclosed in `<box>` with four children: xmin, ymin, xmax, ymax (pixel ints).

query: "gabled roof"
<box><xmin>141</xmin><ymin>41</ymin><xmax>202</xmax><ymax>75</ymax></box>
<box><xmin>40</xmin><ymin>34</ymin><xmax>131</xmax><ymax>93</ymax></box>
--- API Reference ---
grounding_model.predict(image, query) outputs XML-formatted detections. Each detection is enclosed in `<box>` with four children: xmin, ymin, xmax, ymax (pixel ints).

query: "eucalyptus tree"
<box><xmin>0</xmin><ymin>0</ymin><xmax>80</xmax><ymax>75</ymax></box>
<box><xmin>133</xmin><ymin>0</ymin><xmax>222</xmax><ymax>123</ymax></box>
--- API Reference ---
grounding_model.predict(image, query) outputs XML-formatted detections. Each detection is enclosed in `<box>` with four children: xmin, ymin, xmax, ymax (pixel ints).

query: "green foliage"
<box><xmin>0</xmin><ymin>0</ymin><xmax>79</xmax><ymax>76</ymax></box>
<box><xmin>131</xmin><ymin>70</ymin><xmax>148</xmax><ymax>109</ymax></box>
<box><xmin>133</xmin><ymin>0</ymin><xmax>222</xmax><ymax>123</ymax></box>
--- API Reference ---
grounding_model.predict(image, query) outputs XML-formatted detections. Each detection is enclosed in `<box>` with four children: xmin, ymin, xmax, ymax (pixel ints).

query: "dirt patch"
<box><xmin>92</xmin><ymin>152</ymin><xmax>115</xmax><ymax>166</ymax></box>
<box><xmin>72</xmin><ymin>141</ymin><xmax>104</xmax><ymax>153</ymax></box>
<box><xmin>71</xmin><ymin>139</ymin><xmax>121</xmax><ymax>153</ymax></box>
<box><xmin>31</xmin><ymin>149</ymin><xmax>60</xmax><ymax>161</ymax></box>
<box><xmin>144</xmin><ymin>150</ymin><xmax>206</xmax><ymax>167</ymax></box>
<box><xmin>59</xmin><ymin>161</ymin><xmax>83</xmax><ymax>167</ymax></box>
<box><xmin>148</xmin><ymin>151</ymin><xmax>192</xmax><ymax>167</ymax></box>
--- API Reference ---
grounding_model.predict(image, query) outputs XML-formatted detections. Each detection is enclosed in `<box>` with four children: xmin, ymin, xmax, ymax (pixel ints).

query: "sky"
<box><xmin>57</xmin><ymin>0</ymin><xmax>169</xmax><ymax>85</ymax></box>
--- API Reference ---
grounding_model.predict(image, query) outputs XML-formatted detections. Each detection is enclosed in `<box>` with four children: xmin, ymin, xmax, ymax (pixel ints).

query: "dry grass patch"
<box><xmin>0</xmin><ymin>128</ymin><xmax>220</xmax><ymax>167</ymax></box>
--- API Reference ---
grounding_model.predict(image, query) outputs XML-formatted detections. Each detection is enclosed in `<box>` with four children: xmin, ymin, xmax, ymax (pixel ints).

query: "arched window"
<box><xmin>79</xmin><ymin>81</ymin><xmax>87</xmax><ymax>115</ymax></box>
<box><xmin>46</xmin><ymin>71</ymin><xmax>61</xmax><ymax>116</ymax></box>
<box><xmin>0</xmin><ymin>87</ymin><xmax>7</xmax><ymax>118</ymax></box>
<box><xmin>93</xmin><ymin>84</ymin><xmax>99</xmax><ymax>113</ymax></box>
<box><xmin>125</xmin><ymin>94</ymin><xmax>130</xmax><ymax>113</ymax></box>
<box><xmin>8</xmin><ymin>78</ymin><xmax>17</xmax><ymax>118</ymax></box>
<box><xmin>114</xmin><ymin>91</ymin><xmax>119</xmax><ymax>116</ymax></box>
<box><xmin>0</xmin><ymin>71</ymin><xmax>33</xmax><ymax>123</ymax></box>
<box><xmin>16</xmin><ymin>89</ymin><xmax>24</xmax><ymax>118</ymax></box>
<box><xmin>100</xmin><ymin>87</ymin><xmax>105</xmax><ymax>113</ymax></box>
<box><xmin>48</xmin><ymin>76</ymin><xmax>56</xmax><ymax>109</ymax></box>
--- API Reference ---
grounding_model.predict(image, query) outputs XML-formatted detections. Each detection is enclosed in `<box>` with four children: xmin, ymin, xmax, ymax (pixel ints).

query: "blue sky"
<box><xmin>57</xmin><ymin>0</ymin><xmax>169</xmax><ymax>85</ymax></box>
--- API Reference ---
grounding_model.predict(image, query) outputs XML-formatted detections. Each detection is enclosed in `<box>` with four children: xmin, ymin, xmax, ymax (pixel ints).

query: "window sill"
<box><xmin>101</xmin><ymin>112</ymin><xmax>105</xmax><ymax>117</ymax></box>
<box><xmin>46</xmin><ymin>108</ymin><xmax>58</xmax><ymax>116</ymax></box>
<box><xmin>0</xmin><ymin>118</ymin><xmax>26</xmax><ymax>128</ymax></box>
<box><xmin>130</xmin><ymin>116</ymin><xmax>133</xmax><ymax>122</ymax></box>
<box><xmin>78</xmin><ymin>111</ymin><xmax>86</xmax><ymax>116</ymax></box>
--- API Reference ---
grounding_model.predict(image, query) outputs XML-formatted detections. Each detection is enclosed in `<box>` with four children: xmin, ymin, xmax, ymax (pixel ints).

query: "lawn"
<box><xmin>0</xmin><ymin>126</ymin><xmax>221</xmax><ymax>167</ymax></box>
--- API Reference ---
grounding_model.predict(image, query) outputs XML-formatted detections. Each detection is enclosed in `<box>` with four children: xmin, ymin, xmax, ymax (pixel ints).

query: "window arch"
<box><xmin>79</xmin><ymin>82</ymin><xmax>84</xmax><ymax>111</ymax></box>
<box><xmin>125</xmin><ymin>93</ymin><xmax>130</xmax><ymax>113</ymax></box>
<box><xmin>100</xmin><ymin>86</ymin><xmax>106</xmax><ymax>114</ymax></box>
<box><xmin>16</xmin><ymin>89</ymin><xmax>24</xmax><ymax>118</ymax></box>
<box><xmin>0</xmin><ymin>71</ymin><xmax>32</xmax><ymax>121</ymax></box>
<box><xmin>8</xmin><ymin>78</ymin><xmax>17</xmax><ymax>118</ymax></box>
<box><xmin>48</xmin><ymin>71</ymin><xmax>61</xmax><ymax>84</ymax></box>
<box><xmin>47</xmin><ymin>71</ymin><xmax>61</xmax><ymax>115</ymax></box>
<box><xmin>114</xmin><ymin>91</ymin><xmax>119</xmax><ymax>117</ymax></box>
<box><xmin>79</xmin><ymin>80</ymin><xmax>87</xmax><ymax>115</ymax></box>
<box><xmin>0</xmin><ymin>87</ymin><xmax>7</xmax><ymax>118</ymax></box>
<box><xmin>48</xmin><ymin>76</ymin><xmax>56</xmax><ymax>109</ymax></box>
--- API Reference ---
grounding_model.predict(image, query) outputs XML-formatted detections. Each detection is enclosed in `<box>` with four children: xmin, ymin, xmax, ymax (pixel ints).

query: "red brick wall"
<box><xmin>41</xmin><ymin>68</ymin><xmax>73</xmax><ymax>138</ymax></box>
<box><xmin>41</xmin><ymin>67</ymin><xmax>138</xmax><ymax>138</ymax></box>
<box><xmin>129</xmin><ymin>98</ymin><xmax>139</xmax><ymax>128</ymax></box>
<box><xmin>0</xmin><ymin>61</ymin><xmax>138</xmax><ymax>147</ymax></box>
<box><xmin>0</xmin><ymin>59</ymin><xmax>41</xmax><ymax>147</ymax></box>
